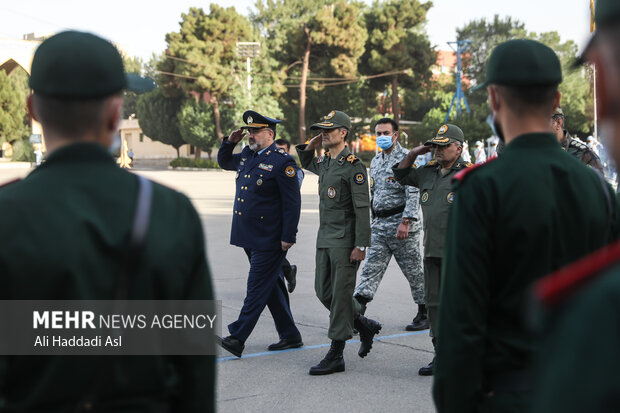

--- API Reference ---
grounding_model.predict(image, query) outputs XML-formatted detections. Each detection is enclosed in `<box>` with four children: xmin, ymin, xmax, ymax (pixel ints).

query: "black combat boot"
<box><xmin>418</xmin><ymin>337</ymin><xmax>436</xmax><ymax>376</ymax></box>
<box><xmin>406</xmin><ymin>304</ymin><xmax>429</xmax><ymax>331</ymax></box>
<box><xmin>354</xmin><ymin>314</ymin><xmax>382</xmax><ymax>358</ymax></box>
<box><xmin>309</xmin><ymin>340</ymin><xmax>346</xmax><ymax>375</ymax></box>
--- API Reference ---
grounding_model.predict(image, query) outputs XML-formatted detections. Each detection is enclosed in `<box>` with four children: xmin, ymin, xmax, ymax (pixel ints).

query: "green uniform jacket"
<box><xmin>393</xmin><ymin>156</ymin><xmax>470</xmax><ymax>257</ymax></box>
<box><xmin>0</xmin><ymin>143</ymin><xmax>215</xmax><ymax>412</ymax></box>
<box><xmin>532</xmin><ymin>241</ymin><xmax>620</xmax><ymax>413</ymax></box>
<box><xmin>297</xmin><ymin>145</ymin><xmax>371</xmax><ymax>248</ymax></box>
<box><xmin>433</xmin><ymin>133</ymin><xmax>619</xmax><ymax>413</ymax></box>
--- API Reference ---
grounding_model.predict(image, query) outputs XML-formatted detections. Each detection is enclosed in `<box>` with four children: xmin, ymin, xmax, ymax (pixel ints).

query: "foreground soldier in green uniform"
<box><xmin>392</xmin><ymin>123</ymin><xmax>470</xmax><ymax>376</ymax></box>
<box><xmin>296</xmin><ymin>110</ymin><xmax>381</xmax><ymax>376</ymax></box>
<box><xmin>433</xmin><ymin>39</ymin><xmax>618</xmax><ymax>413</ymax></box>
<box><xmin>0</xmin><ymin>31</ymin><xmax>215</xmax><ymax>411</ymax></box>
<box><xmin>532</xmin><ymin>1</ymin><xmax>620</xmax><ymax>411</ymax></box>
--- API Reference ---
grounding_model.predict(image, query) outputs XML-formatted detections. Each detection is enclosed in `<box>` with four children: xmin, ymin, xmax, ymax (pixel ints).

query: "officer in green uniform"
<box><xmin>296</xmin><ymin>110</ymin><xmax>381</xmax><ymax>376</ymax></box>
<box><xmin>532</xmin><ymin>1</ymin><xmax>620</xmax><ymax>411</ymax></box>
<box><xmin>392</xmin><ymin>123</ymin><xmax>471</xmax><ymax>376</ymax></box>
<box><xmin>0</xmin><ymin>31</ymin><xmax>215</xmax><ymax>412</ymax></box>
<box><xmin>551</xmin><ymin>106</ymin><xmax>604</xmax><ymax>173</ymax></box>
<box><xmin>432</xmin><ymin>39</ymin><xmax>618</xmax><ymax>413</ymax></box>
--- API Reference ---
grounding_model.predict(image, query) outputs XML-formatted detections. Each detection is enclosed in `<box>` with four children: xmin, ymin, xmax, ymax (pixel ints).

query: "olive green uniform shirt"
<box><xmin>297</xmin><ymin>145</ymin><xmax>371</xmax><ymax>248</ymax></box>
<box><xmin>432</xmin><ymin>133</ymin><xmax>618</xmax><ymax>413</ymax></box>
<box><xmin>393</xmin><ymin>156</ymin><xmax>469</xmax><ymax>257</ymax></box>
<box><xmin>0</xmin><ymin>143</ymin><xmax>215</xmax><ymax>412</ymax></box>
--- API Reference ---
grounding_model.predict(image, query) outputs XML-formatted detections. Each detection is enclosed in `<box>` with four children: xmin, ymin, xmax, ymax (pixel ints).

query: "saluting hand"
<box><xmin>306</xmin><ymin>134</ymin><xmax>322</xmax><ymax>151</ymax></box>
<box><xmin>228</xmin><ymin>129</ymin><xmax>245</xmax><ymax>144</ymax></box>
<box><xmin>281</xmin><ymin>241</ymin><xmax>294</xmax><ymax>251</ymax></box>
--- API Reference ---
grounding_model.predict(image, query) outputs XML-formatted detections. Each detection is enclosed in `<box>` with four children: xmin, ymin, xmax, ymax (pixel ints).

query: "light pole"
<box><xmin>236</xmin><ymin>42</ymin><xmax>261</xmax><ymax>100</ymax></box>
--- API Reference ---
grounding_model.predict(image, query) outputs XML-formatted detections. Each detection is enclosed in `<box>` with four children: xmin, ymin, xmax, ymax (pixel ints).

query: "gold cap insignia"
<box><xmin>438</xmin><ymin>125</ymin><xmax>448</xmax><ymax>135</ymax></box>
<box><xmin>325</xmin><ymin>110</ymin><xmax>335</xmax><ymax>119</ymax></box>
<box><xmin>247</xmin><ymin>116</ymin><xmax>253</xmax><ymax>124</ymax></box>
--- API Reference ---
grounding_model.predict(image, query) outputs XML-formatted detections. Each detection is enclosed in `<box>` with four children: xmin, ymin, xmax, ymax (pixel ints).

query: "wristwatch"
<box><xmin>401</xmin><ymin>218</ymin><xmax>411</xmax><ymax>225</ymax></box>
<box><xmin>356</xmin><ymin>246</ymin><xmax>366</xmax><ymax>252</ymax></box>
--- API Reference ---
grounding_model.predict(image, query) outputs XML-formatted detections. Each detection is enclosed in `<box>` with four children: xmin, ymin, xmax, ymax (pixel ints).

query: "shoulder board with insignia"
<box><xmin>424</xmin><ymin>160</ymin><xmax>437</xmax><ymax>167</ymax></box>
<box><xmin>569</xmin><ymin>139</ymin><xmax>588</xmax><ymax>150</ymax></box>
<box><xmin>452</xmin><ymin>158</ymin><xmax>496</xmax><ymax>184</ymax></box>
<box><xmin>346</xmin><ymin>154</ymin><xmax>358</xmax><ymax>164</ymax></box>
<box><xmin>534</xmin><ymin>239</ymin><xmax>620</xmax><ymax>309</ymax></box>
<box><xmin>0</xmin><ymin>178</ymin><xmax>22</xmax><ymax>189</ymax></box>
<box><xmin>277</xmin><ymin>149</ymin><xmax>289</xmax><ymax>156</ymax></box>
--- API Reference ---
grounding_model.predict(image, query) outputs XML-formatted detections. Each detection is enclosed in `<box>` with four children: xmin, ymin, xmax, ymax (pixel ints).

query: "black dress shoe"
<box><xmin>406</xmin><ymin>307</ymin><xmax>429</xmax><ymax>331</ymax></box>
<box><xmin>418</xmin><ymin>358</ymin><xmax>434</xmax><ymax>376</ymax></box>
<box><xmin>285</xmin><ymin>265</ymin><xmax>297</xmax><ymax>293</ymax></box>
<box><xmin>267</xmin><ymin>336</ymin><xmax>303</xmax><ymax>351</ymax></box>
<box><xmin>354</xmin><ymin>315</ymin><xmax>382</xmax><ymax>358</ymax></box>
<box><xmin>216</xmin><ymin>335</ymin><xmax>244</xmax><ymax>358</ymax></box>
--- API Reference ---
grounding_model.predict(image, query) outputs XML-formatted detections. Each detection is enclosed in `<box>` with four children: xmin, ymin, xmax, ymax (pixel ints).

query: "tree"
<box><xmin>121</xmin><ymin>55</ymin><xmax>144</xmax><ymax>119</ymax></box>
<box><xmin>136</xmin><ymin>88</ymin><xmax>186</xmax><ymax>157</ymax></box>
<box><xmin>0</xmin><ymin>69</ymin><xmax>30</xmax><ymax>146</ymax></box>
<box><xmin>253</xmin><ymin>0</ymin><xmax>368</xmax><ymax>142</ymax></box>
<box><xmin>178</xmin><ymin>99</ymin><xmax>228</xmax><ymax>159</ymax></box>
<box><xmin>361</xmin><ymin>0</ymin><xmax>434</xmax><ymax>123</ymax></box>
<box><xmin>160</xmin><ymin>6</ymin><xmax>253</xmax><ymax>141</ymax></box>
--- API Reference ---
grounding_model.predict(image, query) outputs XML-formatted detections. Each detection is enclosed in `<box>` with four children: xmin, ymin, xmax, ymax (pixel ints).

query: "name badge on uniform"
<box><xmin>258</xmin><ymin>163</ymin><xmax>273</xmax><ymax>171</ymax></box>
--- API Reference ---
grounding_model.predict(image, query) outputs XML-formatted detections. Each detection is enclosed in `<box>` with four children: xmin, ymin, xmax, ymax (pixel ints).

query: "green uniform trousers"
<box><xmin>424</xmin><ymin>257</ymin><xmax>442</xmax><ymax>338</ymax></box>
<box><xmin>315</xmin><ymin>247</ymin><xmax>363</xmax><ymax>341</ymax></box>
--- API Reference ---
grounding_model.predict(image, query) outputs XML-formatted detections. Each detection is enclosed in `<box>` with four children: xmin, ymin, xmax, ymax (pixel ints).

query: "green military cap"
<box><xmin>424</xmin><ymin>124</ymin><xmax>464</xmax><ymax>146</ymax></box>
<box><xmin>473</xmin><ymin>39</ymin><xmax>562</xmax><ymax>91</ymax></box>
<box><xmin>310</xmin><ymin>110</ymin><xmax>351</xmax><ymax>130</ymax></box>
<box><xmin>29</xmin><ymin>30</ymin><xmax>155</xmax><ymax>98</ymax></box>
<box><xmin>578</xmin><ymin>0</ymin><xmax>620</xmax><ymax>64</ymax></box>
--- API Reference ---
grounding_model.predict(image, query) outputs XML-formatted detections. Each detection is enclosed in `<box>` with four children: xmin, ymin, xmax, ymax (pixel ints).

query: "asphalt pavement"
<box><xmin>0</xmin><ymin>167</ymin><xmax>436</xmax><ymax>413</ymax></box>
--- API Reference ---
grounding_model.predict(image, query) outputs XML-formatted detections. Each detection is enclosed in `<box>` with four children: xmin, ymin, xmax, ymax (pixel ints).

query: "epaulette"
<box><xmin>534</xmin><ymin>239</ymin><xmax>620</xmax><ymax>309</ymax></box>
<box><xmin>0</xmin><ymin>178</ymin><xmax>21</xmax><ymax>189</ymax></box>
<box><xmin>346</xmin><ymin>154</ymin><xmax>359</xmax><ymax>164</ymax></box>
<box><xmin>454</xmin><ymin>161</ymin><xmax>474</xmax><ymax>169</ymax></box>
<box><xmin>452</xmin><ymin>158</ymin><xmax>496</xmax><ymax>184</ymax></box>
<box><xmin>424</xmin><ymin>160</ymin><xmax>437</xmax><ymax>167</ymax></box>
<box><xmin>569</xmin><ymin>138</ymin><xmax>589</xmax><ymax>151</ymax></box>
<box><xmin>276</xmin><ymin>148</ymin><xmax>289</xmax><ymax>156</ymax></box>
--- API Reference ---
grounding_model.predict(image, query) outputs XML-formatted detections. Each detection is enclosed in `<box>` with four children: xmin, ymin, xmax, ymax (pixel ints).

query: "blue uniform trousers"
<box><xmin>228</xmin><ymin>248</ymin><xmax>301</xmax><ymax>343</ymax></box>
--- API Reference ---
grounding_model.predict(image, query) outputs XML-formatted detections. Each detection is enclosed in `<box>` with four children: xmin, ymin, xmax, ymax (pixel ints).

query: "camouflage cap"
<box><xmin>424</xmin><ymin>124</ymin><xmax>464</xmax><ymax>146</ymax></box>
<box><xmin>29</xmin><ymin>31</ymin><xmax>155</xmax><ymax>98</ymax></box>
<box><xmin>310</xmin><ymin>110</ymin><xmax>351</xmax><ymax>130</ymax></box>
<box><xmin>473</xmin><ymin>39</ymin><xmax>562</xmax><ymax>91</ymax></box>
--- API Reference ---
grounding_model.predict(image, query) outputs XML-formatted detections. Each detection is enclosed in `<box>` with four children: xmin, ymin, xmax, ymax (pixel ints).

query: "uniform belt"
<box><xmin>485</xmin><ymin>369</ymin><xmax>531</xmax><ymax>394</ymax></box>
<box><xmin>372</xmin><ymin>204</ymin><xmax>406</xmax><ymax>218</ymax></box>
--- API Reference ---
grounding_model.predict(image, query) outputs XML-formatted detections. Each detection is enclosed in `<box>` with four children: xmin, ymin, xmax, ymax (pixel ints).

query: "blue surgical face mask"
<box><xmin>377</xmin><ymin>135</ymin><xmax>394</xmax><ymax>150</ymax></box>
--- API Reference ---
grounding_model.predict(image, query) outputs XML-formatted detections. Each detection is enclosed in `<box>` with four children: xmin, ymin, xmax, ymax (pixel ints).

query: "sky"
<box><xmin>0</xmin><ymin>0</ymin><xmax>593</xmax><ymax>62</ymax></box>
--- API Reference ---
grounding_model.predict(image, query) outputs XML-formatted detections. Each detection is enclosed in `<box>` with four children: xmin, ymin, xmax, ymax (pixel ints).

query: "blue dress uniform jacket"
<box><xmin>218</xmin><ymin>139</ymin><xmax>301</xmax><ymax>250</ymax></box>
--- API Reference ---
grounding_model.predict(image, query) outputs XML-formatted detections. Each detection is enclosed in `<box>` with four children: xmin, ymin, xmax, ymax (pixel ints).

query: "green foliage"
<box><xmin>11</xmin><ymin>139</ymin><xmax>34</xmax><ymax>162</ymax></box>
<box><xmin>178</xmin><ymin>99</ymin><xmax>222</xmax><ymax>159</ymax></box>
<box><xmin>0</xmin><ymin>69</ymin><xmax>30</xmax><ymax>145</ymax></box>
<box><xmin>253</xmin><ymin>0</ymin><xmax>368</xmax><ymax>142</ymax></box>
<box><xmin>361</xmin><ymin>0</ymin><xmax>434</xmax><ymax>120</ymax></box>
<box><xmin>121</xmin><ymin>55</ymin><xmax>144</xmax><ymax>119</ymax></box>
<box><xmin>136</xmin><ymin>88</ymin><xmax>186</xmax><ymax>155</ymax></box>
<box><xmin>169</xmin><ymin>157</ymin><xmax>221</xmax><ymax>169</ymax></box>
<box><xmin>355</xmin><ymin>150</ymin><xmax>375</xmax><ymax>168</ymax></box>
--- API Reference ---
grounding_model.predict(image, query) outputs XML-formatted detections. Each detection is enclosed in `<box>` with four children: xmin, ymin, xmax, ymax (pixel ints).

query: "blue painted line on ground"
<box><xmin>217</xmin><ymin>329</ymin><xmax>429</xmax><ymax>362</ymax></box>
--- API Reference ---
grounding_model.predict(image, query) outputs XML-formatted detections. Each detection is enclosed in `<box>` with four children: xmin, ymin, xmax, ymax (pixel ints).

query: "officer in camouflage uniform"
<box><xmin>552</xmin><ymin>107</ymin><xmax>604</xmax><ymax>173</ymax></box>
<box><xmin>353</xmin><ymin>118</ymin><xmax>427</xmax><ymax>331</ymax></box>
<box><xmin>297</xmin><ymin>110</ymin><xmax>382</xmax><ymax>376</ymax></box>
<box><xmin>392</xmin><ymin>123</ymin><xmax>471</xmax><ymax>376</ymax></box>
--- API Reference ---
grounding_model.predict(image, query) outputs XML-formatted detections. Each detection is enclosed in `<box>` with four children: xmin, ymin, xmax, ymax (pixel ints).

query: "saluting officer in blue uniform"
<box><xmin>217</xmin><ymin>111</ymin><xmax>303</xmax><ymax>357</ymax></box>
